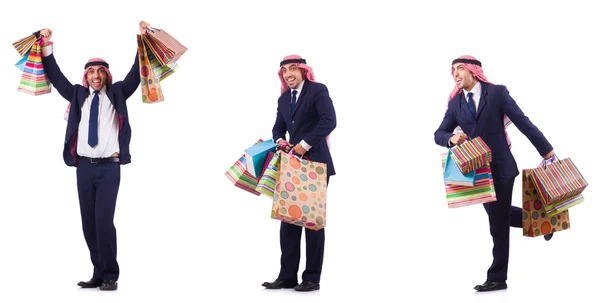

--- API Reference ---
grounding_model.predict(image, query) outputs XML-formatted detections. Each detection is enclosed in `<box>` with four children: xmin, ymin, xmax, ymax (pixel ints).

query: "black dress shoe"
<box><xmin>262</xmin><ymin>279</ymin><xmax>298</xmax><ymax>289</ymax></box>
<box><xmin>544</xmin><ymin>232</ymin><xmax>554</xmax><ymax>241</ymax></box>
<box><xmin>294</xmin><ymin>281</ymin><xmax>320</xmax><ymax>292</ymax></box>
<box><xmin>99</xmin><ymin>280</ymin><xmax>118</xmax><ymax>291</ymax></box>
<box><xmin>77</xmin><ymin>278</ymin><xmax>103</xmax><ymax>288</ymax></box>
<box><xmin>474</xmin><ymin>281</ymin><xmax>507</xmax><ymax>292</ymax></box>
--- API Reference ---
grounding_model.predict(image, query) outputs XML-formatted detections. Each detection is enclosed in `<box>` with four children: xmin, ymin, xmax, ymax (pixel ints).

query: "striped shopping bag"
<box><xmin>522</xmin><ymin>168</ymin><xmax>571</xmax><ymax>237</ymax></box>
<box><xmin>441</xmin><ymin>152</ymin><xmax>496</xmax><ymax>208</ymax></box>
<box><xmin>12</xmin><ymin>30</ymin><xmax>41</xmax><ymax>57</ymax></box>
<box><xmin>225</xmin><ymin>155</ymin><xmax>261</xmax><ymax>196</ymax></box>
<box><xmin>145</xmin><ymin>40</ymin><xmax>179</xmax><ymax>81</ymax></box>
<box><xmin>142</xmin><ymin>27</ymin><xmax>187</xmax><ymax>66</ymax></box>
<box><xmin>256</xmin><ymin>152</ymin><xmax>280</xmax><ymax>198</ymax></box>
<box><xmin>17</xmin><ymin>40</ymin><xmax>51</xmax><ymax>96</ymax></box>
<box><xmin>225</xmin><ymin>139</ymin><xmax>264</xmax><ymax>196</ymax></box>
<box><xmin>450</xmin><ymin>136</ymin><xmax>492</xmax><ymax>174</ymax></box>
<box><xmin>529</xmin><ymin>157</ymin><xmax>588</xmax><ymax>206</ymax></box>
<box><xmin>544</xmin><ymin>194</ymin><xmax>584</xmax><ymax>217</ymax></box>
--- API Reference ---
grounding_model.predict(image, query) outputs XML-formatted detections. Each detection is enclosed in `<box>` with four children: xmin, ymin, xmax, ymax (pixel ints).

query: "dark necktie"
<box><xmin>291</xmin><ymin>89</ymin><xmax>297</xmax><ymax>112</ymax></box>
<box><xmin>467</xmin><ymin>92</ymin><xmax>477</xmax><ymax>118</ymax></box>
<box><xmin>88</xmin><ymin>90</ymin><xmax>100</xmax><ymax>147</ymax></box>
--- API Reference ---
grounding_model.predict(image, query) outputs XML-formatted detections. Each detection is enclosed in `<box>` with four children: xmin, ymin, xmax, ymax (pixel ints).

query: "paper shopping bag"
<box><xmin>137</xmin><ymin>34</ymin><xmax>164</xmax><ymax>103</ymax></box>
<box><xmin>271</xmin><ymin>151</ymin><xmax>327</xmax><ymax>230</ymax></box>
<box><xmin>450</xmin><ymin>136</ymin><xmax>492</xmax><ymax>174</ymax></box>
<box><xmin>244</xmin><ymin>140</ymin><xmax>278</xmax><ymax>178</ymax></box>
<box><xmin>441</xmin><ymin>152</ymin><xmax>496</xmax><ymax>208</ymax></box>
<box><xmin>143</xmin><ymin>27</ymin><xmax>188</xmax><ymax>66</ymax></box>
<box><xmin>529</xmin><ymin>157</ymin><xmax>588</xmax><ymax>206</ymax></box>
<box><xmin>522</xmin><ymin>169</ymin><xmax>570</xmax><ymax>237</ymax></box>
<box><xmin>12</xmin><ymin>30</ymin><xmax>41</xmax><ymax>57</ymax></box>
<box><xmin>17</xmin><ymin>40</ymin><xmax>51</xmax><ymax>96</ymax></box>
<box><xmin>257</xmin><ymin>152</ymin><xmax>280</xmax><ymax>198</ymax></box>
<box><xmin>444</xmin><ymin>150</ymin><xmax>476</xmax><ymax>186</ymax></box>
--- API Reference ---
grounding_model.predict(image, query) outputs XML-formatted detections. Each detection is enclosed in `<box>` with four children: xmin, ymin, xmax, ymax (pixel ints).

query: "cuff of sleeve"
<box><xmin>42</xmin><ymin>43</ymin><xmax>53</xmax><ymax>57</ymax></box>
<box><xmin>300</xmin><ymin>140</ymin><xmax>312</xmax><ymax>151</ymax></box>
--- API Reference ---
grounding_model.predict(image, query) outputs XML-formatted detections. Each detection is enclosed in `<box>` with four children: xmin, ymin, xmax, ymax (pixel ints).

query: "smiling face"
<box><xmin>86</xmin><ymin>66</ymin><xmax>108</xmax><ymax>91</ymax></box>
<box><xmin>452</xmin><ymin>63</ymin><xmax>478</xmax><ymax>91</ymax></box>
<box><xmin>280</xmin><ymin>63</ymin><xmax>305</xmax><ymax>89</ymax></box>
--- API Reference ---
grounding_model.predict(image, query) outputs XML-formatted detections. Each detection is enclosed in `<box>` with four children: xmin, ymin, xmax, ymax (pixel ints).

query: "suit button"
<box><xmin>292</xmin><ymin>121</ymin><xmax>295</xmax><ymax>124</ymax></box>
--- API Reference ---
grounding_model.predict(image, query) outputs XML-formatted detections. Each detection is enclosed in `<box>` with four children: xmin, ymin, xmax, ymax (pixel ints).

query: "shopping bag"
<box><xmin>534</xmin><ymin>157</ymin><xmax>585</xmax><ymax>216</ymax></box>
<box><xmin>441</xmin><ymin>152</ymin><xmax>496</xmax><ymax>208</ymax></box>
<box><xmin>12</xmin><ymin>30</ymin><xmax>41</xmax><ymax>57</ymax></box>
<box><xmin>17</xmin><ymin>40</ymin><xmax>51</xmax><ymax>96</ymax></box>
<box><xmin>522</xmin><ymin>169</ymin><xmax>570</xmax><ymax>237</ymax></box>
<box><xmin>137</xmin><ymin>34</ymin><xmax>164</xmax><ymax>103</ymax></box>
<box><xmin>244</xmin><ymin>140</ymin><xmax>277</xmax><ymax>178</ymax></box>
<box><xmin>271</xmin><ymin>151</ymin><xmax>327</xmax><ymax>230</ymax></box>
<box><xmin>444</xmin><ymin>150</ymin><xmax>475</xmax><ymax>186</ymax></box>
<box><xmin>146</xmin><ymin>41</ymin><xmax>179</xmax><ymax>81</ymax></box>
<box><xmin>450</xmin><ymin>136</ymin><xmax>492</xmax><ymax>174</ymax></box>
<box><xmin>544</xmin><ymin>194</ymin><xmax>584</xmax><ymax>217</ymax></box>
<box><xmin>15</xmin><ymin>49</ymin><xmax>31</xmax><ymax>72</ymax></box>
<box><xmin>529</xmin><ymin>157</ymin><xmax>588</xmax><ymax>206</ymax></box>
<box><xmin>225</xmin><ymin>139</ymin><xmax>264</xmax><ymax>196</ymax></box>
<box><xmin>142</xmin><ymin>27</ymin><xmax>188</xmax><ymax>66</ymax></box>
<box><xmin>257</xmin><ymin>152</ymin><xmax>280</xmax><ymax>198</ymax></box>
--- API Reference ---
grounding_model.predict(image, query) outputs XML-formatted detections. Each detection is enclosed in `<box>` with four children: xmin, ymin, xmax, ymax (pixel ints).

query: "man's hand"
<box><xmin>40</xmin><ymin>28</ymin><xmax>52</xmax><ymax>46</ymax></box>
<box><xmin>293</xmin><ymin>144</ymin><xmax>307</xmax><ymax>156</ymax></box>
<box><xmin>450</xmin><ymin>133</ymin><xmax>469</xmax><ymax>145</ymax></box>
<box><xmin>278</xmin><ymin>140</ymin><xmax>291</xmax><ymax>153</ymax></box>
<box><xmin>543</xmin><ymin>150</ymin><xmax>555</xmax><ymax>160</ymax></box>
<box><xmin>139</xmin><ymin>21</ymin><xmax>151</xmax><ymax>35</ymax></box>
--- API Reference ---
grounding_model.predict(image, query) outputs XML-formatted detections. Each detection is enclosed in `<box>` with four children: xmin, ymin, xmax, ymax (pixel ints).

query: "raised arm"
<box><xmin>39</xmin><ymin>28</ymin><xmax>75</xmax><ymax>101</ymax></box>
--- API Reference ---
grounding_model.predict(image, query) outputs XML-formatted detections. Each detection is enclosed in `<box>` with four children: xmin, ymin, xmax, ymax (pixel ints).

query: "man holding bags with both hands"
<box><xmin>37</xmin><ymin>21</ymin><xmax>153</xmax><ymax>291</ymax></box>
<box><xmin>434</xmin><ymin>55</ymin><xmax>555</xmax><ymax>292</ymax></box>
<box><xmin>262</xmin><ymin>55</ymin><xmax>336</xmax><ymax>292</ymax></box>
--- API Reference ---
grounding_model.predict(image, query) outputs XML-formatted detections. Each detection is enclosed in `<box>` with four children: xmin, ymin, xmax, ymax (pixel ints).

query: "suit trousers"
<box><xmin>482</xmin><ymin>175</ymin><xmax>522</xmax><ymax>281</ymax></box>
<box><xmin>277</xmin><ymin>176</ymin><xmax>329</xmax><ymax>283</ymax></box>
<box><xmin>76</xmin><ymin>160</ymin><xmax>121</xmax><ymax>280</ymax></box>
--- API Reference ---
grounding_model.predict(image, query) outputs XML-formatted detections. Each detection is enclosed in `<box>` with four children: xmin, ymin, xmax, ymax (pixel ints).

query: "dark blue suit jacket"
<box><xmin>272</xmin><ymin>80</ymin><xmax>337</xmax><ymax>176</ymax></box>
<box><xmin>434</xmin><ymin>82</ymin><xmax>553</xmax><ymax>180</ymax></box>
<box><xmin>42</xmin><ymin>53</ymin><xmax>140</xmax><ymax>167</ymax></box>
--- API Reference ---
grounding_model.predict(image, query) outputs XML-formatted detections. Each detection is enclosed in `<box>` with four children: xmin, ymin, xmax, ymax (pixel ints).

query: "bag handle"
<box><xmin>279</xmin><ymin>143</ymin><xmax>312</xmax><ymax>163</ymax></box>
<box><xmin>451</xmin><ymin>135</ymin><xmax>473</xmax><ymax>148</ymax></box>
<box><xmin>145</xmin><ymin>27</ymin><xmax>162</xmax><ymax>34</ymax></box>
<box><xmin>539</xmin><ymin>154</ymin><xmax>560</xmax><ymax>169</ymax></box>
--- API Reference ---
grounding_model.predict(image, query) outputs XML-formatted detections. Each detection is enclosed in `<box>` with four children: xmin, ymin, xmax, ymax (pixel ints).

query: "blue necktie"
<box><xmin>291</xmin><ymin>89</ymin><xmax>297</xmax><ymax>112</ymax></box>
<box><xmin>88</xmin><ymin>90</ymin><xmax>100</xmax><ymax>147</ymax></box>
<box><xmin>467</xmin><ymin>92</ymin><xmax>477</xmax><ymax>118</ymax></box>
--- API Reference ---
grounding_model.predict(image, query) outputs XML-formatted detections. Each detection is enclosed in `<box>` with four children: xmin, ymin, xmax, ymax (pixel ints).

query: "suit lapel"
<box><xmin>79</xmin><ymin>90</ymin><xmax>91</xmax><ymax>108</ymax></box>
<box><xmin>476</xmin><ymin>82</ymin><xmax>488</xmax><ymax>119</ymax></box>
<box><xmin>292</xmin><ymin>80</ymin><xmax>310</xmax><ymax>117</ymax></box>
<box><xmin>281</xmin><ymin>89</ymin><xmax>292</xmax><ymax>116</ymax></box>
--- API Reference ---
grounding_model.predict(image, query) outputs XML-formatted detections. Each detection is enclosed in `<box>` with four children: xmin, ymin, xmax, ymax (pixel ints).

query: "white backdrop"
<box><xmin>0</xmin><ymin>0</ymin><xmax>597</xmax><ymax>302</ymax></box>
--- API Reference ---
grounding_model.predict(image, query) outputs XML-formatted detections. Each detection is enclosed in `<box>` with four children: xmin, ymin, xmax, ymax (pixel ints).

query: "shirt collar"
<box><xmin>463</xmin><ymin>80</ymin><xmax>481</xmax><ymax>98</ymax></box>
<box><xmin>89</xmin><ymin>86</ymin><xmax>107</xmax><ymax>96</ymax></box>
<box><xmin>291</xmin><ymin>80</ymin><xmax>305</xmax><ymax>96</ymax></box>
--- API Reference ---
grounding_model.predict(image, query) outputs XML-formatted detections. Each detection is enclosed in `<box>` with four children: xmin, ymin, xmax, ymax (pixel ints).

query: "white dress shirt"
<box><xmin>276</xmin><ymin>80</ymin><xmax>312</xmax><ymax>151</ymax></box>
<box><xmin>41</xmin><ymin>44</ymin><xmax>120</xmax><ymax>158</ymax></box>
<box><xmin>77</xmin><ymin>87</ymin><xmax>120</xmax><ymax>157</ymax></box>
<box><xmin>448</xmin><ymin>81</ymin><xmax>482</xmax><ymax>147</ymax></box>
<box><xmin>463</xmin><ymin>81</ymin><xmax>482</xmax><ymax>112</ymax></box>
